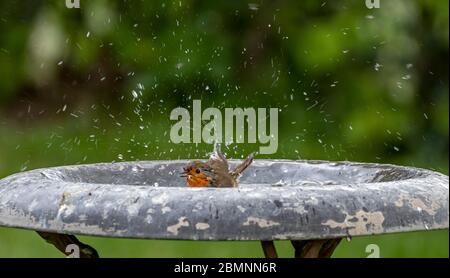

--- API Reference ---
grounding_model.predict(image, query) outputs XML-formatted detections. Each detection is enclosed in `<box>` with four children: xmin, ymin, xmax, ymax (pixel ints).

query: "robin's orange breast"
<box><xmin>186</xmin><ymin>174</ymin><xmax>211</xmax><ymax>187</ymax></box>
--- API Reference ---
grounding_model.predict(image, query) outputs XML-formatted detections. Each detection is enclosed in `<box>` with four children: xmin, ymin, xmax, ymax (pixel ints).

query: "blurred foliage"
<box><xmin>0</xmin><ymin>0</ymin><xmax>448</xmax><ymax>257</ymax></box>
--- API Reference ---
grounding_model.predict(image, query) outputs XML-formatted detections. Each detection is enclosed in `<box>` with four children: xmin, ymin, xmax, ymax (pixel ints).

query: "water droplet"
<box><xmin>402</xmin><ymin>74</ymin><xmax>411</xmax><ymax>80</ymax></box>
<box><xmin>374</xmin><ymin>63</ymin><xmax>382</xmax><ymax>71</ymax></box>
<box><xmin>131</xmin><ymin>90</ymin><xmax>138</xmax><ymax>99</ymax></box>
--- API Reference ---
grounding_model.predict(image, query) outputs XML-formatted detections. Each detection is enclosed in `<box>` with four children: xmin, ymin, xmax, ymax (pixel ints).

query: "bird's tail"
<box><xmin>231</xmin><ymin>153</ymin><xmax>254</xmax><ymax>179</ymax></box>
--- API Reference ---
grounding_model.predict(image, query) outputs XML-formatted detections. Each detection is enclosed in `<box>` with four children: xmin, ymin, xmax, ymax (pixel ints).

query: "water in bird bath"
<box><xmin>41</xmin><ymin>159</ymin><xmax>421</xmax><ymax>188</ymax></box>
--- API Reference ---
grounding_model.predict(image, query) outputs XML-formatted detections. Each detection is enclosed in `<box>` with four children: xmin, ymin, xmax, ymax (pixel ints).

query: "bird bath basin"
<box><xmin>0</xmin><ymin>160</ymin><xmax>448</xmax><ymax>258</ymax></box>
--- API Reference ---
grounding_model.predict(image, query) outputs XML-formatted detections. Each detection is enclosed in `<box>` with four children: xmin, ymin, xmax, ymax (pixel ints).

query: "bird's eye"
<box><xmin>195</xmin><ymin>169</ymin><xmax>200</xmax><ymax>174</ymax></box>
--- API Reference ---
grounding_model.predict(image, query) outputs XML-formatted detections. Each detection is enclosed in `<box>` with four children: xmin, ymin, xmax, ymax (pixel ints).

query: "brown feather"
<box><xmin>231</xmin><ymin>153</ymin><xmax>254</xmax><ymax>179</ymax></box>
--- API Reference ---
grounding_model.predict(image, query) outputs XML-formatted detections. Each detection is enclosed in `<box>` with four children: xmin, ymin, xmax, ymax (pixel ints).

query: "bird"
<box><xmin>182</xmin><ymin>144</ymin><xmax>254</xmax><ymax>187</ymax></box>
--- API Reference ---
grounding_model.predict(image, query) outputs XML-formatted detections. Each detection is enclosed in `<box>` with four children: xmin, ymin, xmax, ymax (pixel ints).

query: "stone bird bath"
<box><xmin>0</xmin><ymin>160</ymin><xmax>448</xmax><ymax>258</ymax></box>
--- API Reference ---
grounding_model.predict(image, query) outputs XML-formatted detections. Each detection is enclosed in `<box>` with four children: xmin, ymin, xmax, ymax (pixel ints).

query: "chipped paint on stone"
<box><xmin>243</xmin><ymin>217</ymin><xmax>280</xmax><ymax>228</ymax></box>
<box><xmin>394</xmin><ymin>196</ymin><xmax>405</xmax><ymax>207</ymax></box>
<box><xmin>322</xmin><ymin>210</ymin><xmax>385</xmax><ymax>235</ymax></box>
<box><xmin>145</xmin><ymin>215</ymin><xmax>153</xmax><ymax>224</ymax></box>
<box><xmin>161</xmin><ymin>206</ymin><xmax>172</xmax><ymax>214</ymax></box>
<box><xmin>192</xmin><ymin>202</ymin><xmax>203</xmax><ymax>213</ymax></box>
<box><xmin>195</xmin><ymin>223</ymin><xmax>210</xmax><ymax>230</ymax></box>
<box><xmin>56</xmin><ymin>203</ymin><xmax>76</xmax><ymax>218</ymax></box>
<box><xmin>151</xmin><ymin>192</ymin><xmax>169</xmax><ymax>205</ymax></box>
<box><xmin>287</xmin><ymin>205</ymin><xmax>307</xmax><ymax>214</ymax></box>
<box><xmin>395</xmin><ymin>194</ymin><xmax>441</xmax><ymax>216</ymax></box>
<box><xmin>308</xmin><ymin>197</ymin><xmax>319</xmax><ymax>205</ymax></box>
<box><xmin>237</xmin><ymin>205</ymin><xmax>246</xmax><ymax>213</ymax></box>
<box><xmin>167</xmin><ymin>217</ymin><xmax>189</xmax><ymax>235</ymax></box>
<box><xmin>126</xmin><ymin>203</ymin><xmax>140</xmax><ymax>217</ymax></box>
<box><xmin>408</xmin><ymin>198</ymin><xmax>440</xmax><ymax>216</ymax></box>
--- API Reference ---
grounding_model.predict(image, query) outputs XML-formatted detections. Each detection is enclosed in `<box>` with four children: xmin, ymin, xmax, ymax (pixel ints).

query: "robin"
<box><xmin>182</xmin><ymin>144</ymin><xmax>254</xmax><ymax>187</ymax></box>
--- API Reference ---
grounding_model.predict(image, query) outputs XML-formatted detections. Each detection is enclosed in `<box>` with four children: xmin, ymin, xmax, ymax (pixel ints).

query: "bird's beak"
<box><xmin>180</xmin><ymin>170</ymin><xmax>188</xmax><ymax>178</ymax></box>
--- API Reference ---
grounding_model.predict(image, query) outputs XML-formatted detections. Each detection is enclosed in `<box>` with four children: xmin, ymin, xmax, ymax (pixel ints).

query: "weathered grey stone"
<box><xmin>0</xmin><ymin>160</ymin><xmax>448</xmax><ymax>240</ymax></box>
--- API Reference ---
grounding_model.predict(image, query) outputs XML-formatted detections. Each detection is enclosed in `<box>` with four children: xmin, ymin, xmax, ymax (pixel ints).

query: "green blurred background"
<box><xmin>0</xmin><ymin>0</ymin><xmax>448</xmax><ymax>257</ymax></box>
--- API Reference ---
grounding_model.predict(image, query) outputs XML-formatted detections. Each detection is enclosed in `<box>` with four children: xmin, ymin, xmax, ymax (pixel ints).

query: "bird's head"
<box><xmin>181</xmin><ymin>161</ymin><xmax>213</xmax><ymax>187</ymax></box>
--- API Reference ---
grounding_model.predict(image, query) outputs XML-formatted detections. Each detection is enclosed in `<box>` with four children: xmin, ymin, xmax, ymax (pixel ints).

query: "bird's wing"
<box><xmin>207</xmin><ymin>143</ymin><xmax>237</xmax><ymax>187</ymax></box>
<box><xmin>231</xmin><ymin>153</ymin><xmax>254</xmax><ymax>179</ymax></box>
<box><xmin>207</xmin><ymin>143</ymin><xmax>229</xmax><ymax>172</ymax></box>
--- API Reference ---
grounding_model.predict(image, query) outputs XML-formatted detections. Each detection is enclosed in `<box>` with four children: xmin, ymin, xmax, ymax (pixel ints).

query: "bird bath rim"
<box><xmin>13</xmin><ymin>159</ymin><xmax>436</xmax><ymax>186</ymax></box>
<box><xmin>0</xmin><ymin>159</ymin><xmax>448</xmax><ymax>241</ymax></box>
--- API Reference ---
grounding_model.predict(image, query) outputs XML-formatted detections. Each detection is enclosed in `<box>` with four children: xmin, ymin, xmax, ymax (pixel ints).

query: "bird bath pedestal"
<box><xmin>0</xmin><ymin>160</ymin><xmax>448</xmax><ymax>258</ymax></box>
